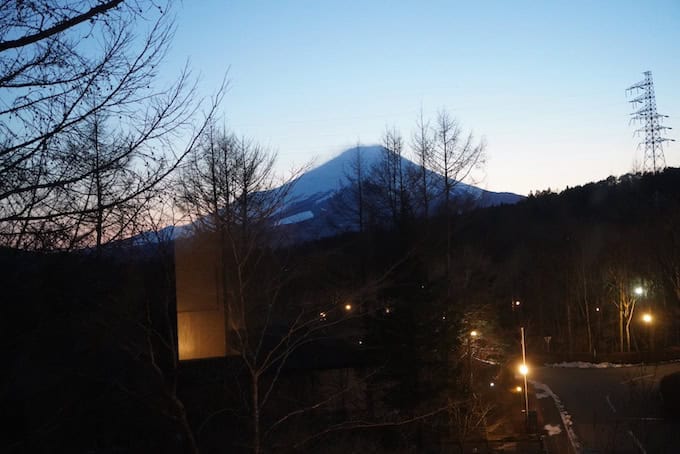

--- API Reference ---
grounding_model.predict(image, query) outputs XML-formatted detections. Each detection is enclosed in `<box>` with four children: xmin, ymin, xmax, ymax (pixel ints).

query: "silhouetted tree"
<box><xmin>410</xmin><ymin>108</ymin><xmax>435</xmax><ymax>218</ymax></box>
<box><xmin>0</xmin><ymin>0</ymin><xmax>223</xmax><ymax>249</ymax></box>
<box><xmin>431</xmin><ymin>109</ymin><xmax>486</xmax><ymax>284</ymax></box>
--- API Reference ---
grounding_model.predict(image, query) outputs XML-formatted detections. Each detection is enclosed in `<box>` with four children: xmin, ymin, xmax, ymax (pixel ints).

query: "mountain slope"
<box><xmin>275</xmin><ymin>145</ymin><xmax>523</xmax><ymax>240</ymax></box>
<box><xmin>285</xmin><ymin>145</ymin><xmax>521</xmax><ymax>204</ymax></box>
<box><xmin>136</xmin><ymin>145</ymin><xmax>523</xmax><ymax>245</ymax></box>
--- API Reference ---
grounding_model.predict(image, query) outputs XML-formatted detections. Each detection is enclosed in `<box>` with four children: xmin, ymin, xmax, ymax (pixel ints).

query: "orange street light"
<box><xmin>519</xmin><ymin>364</ymin><xmax>529</xmax><ymax>376</ymax></box>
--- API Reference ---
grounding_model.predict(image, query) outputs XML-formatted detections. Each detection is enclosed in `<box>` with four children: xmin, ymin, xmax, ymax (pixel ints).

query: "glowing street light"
<box><xmin>344</xmin><ymin>303</ymin><xmax>352</xmax><ymax>311</ymax></box>
<box><xmin>470</xmin><ymin>330</ymin><xmax>479</xmax><ymax>338</ymax></box>
<box><xmin>642</xmin><ymin>313</ymin><xmax>653</xmax><ymax>324</ymax></box>
<box><xmin>515</xmin><ymin>386</ymin><xmax>523</xmax><ymax>393</ymax></box>
<box><xmin>519</xmin><ymin>364</ymin><xmax>529</xmax><ymax>376</ymax></box>
<box><xmin>634</xmin><ymin>286</ymin><xmax>644</xmax><ymax>296</ymax></box>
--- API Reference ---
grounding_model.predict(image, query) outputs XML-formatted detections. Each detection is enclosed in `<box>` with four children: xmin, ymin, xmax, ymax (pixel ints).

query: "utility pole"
<box><xmin>627</xmin><ymin>71</ymin><xmax>675</xmax><ymax>173</ymax></box>
<box><xmin>520</xmin><ymin>327</ymin><xmax>529</xmax><ymax>422</ymax></box>
<box><xmin>468</xmin><ymin>330</ymin><xmax>478</xmax><ymax>390</ymax></box>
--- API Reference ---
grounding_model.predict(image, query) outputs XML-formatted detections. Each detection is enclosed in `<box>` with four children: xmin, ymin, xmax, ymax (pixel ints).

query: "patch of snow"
<box><xmin>278</xmin><ymin>211</ymin><xmax>314</xmax><ymax>225</ymax></box>
<box><xmin>314</xmin><ymin>193</ymin><xmax>335</xmax><ymax>204</ymax></box>
<box><xmin>530</xmin><ymin>380</ymin><xmax>581</xmax><ymax>453</ymax></box>
<box><xmin>472</xmin><ymin>356</ymin><xmax>499</xmax><ymax>365</ymax></box>
<box><xmin>133</xmin><ymin>223</ymin><xmax>192</xmax><ymax>244</ymax></box>
<box><xmin>544</xmin><ymin>424</ymin><xmax>562</xmax><ymax>436</ymax></box>
<box><xmin>535</xmin><ymin>390</ymin><xmax>550</xmax><ymax>399</ymax></box>
<box><xmin>547</xmin><ymin>361</ymin><xmax>632</xmax><ymax>368</ymax></box>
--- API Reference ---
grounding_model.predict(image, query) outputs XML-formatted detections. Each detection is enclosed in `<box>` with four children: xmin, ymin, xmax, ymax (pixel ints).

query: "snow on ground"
<box><xmin>313</xmin><ymin>192</ymin><xmax>334</xmax><ymax>204</ymax></box>
<box><xmin>278</xmin><ymin>211</ymin><xmax>314</xmax><ymax>225</ymax></box>
<box><xmin>530</xmin><ymin>380</ymin><xmax>581</xmax><ymax>452</ymax></box>
<box><xmin>535</xmin><ymin>389</ymin><xmax>551</xmax><ymax>399</ymax></box>
<box><xmin>472</xmin><ymin>356</ymin><xmax>499</xmax><ymax>365</ymax></box>
<box><xmin>546</xmin><ymin>361</ymin><xmax>632</xmax><ymax>368</ymax></box>
<box><xmin>544</xmin><ymin>424</ymin><xmax>562</xmax><ymax>436</ymax></box>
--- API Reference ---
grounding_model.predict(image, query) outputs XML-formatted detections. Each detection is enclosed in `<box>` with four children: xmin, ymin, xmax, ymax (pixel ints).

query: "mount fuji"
<box><xmin>143</xmin><ymin>145</ymin><xmax>523</xmax><ymax>245</ymax></box>
<box><xmin>274</xmin><ymin>145</ymin><xmax>523</xmax><ymax>240</ymax></box>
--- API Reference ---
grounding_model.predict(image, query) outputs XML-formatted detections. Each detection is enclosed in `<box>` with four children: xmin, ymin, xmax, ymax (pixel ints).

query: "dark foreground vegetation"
<box><xmin>3</xmin><ymin>168</ymin><xmax>680</xmax><ymax>452</ymax></box>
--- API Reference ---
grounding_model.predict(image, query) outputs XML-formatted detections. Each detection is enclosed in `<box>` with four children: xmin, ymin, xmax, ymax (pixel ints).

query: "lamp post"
<box><xmin>520</xmin><ymin>327</ymin><xmax>529</xmax><ymax>424</ymax></box>
<box><xmin>642</xmin><ymin>312</ymin><xmax>653</xmax><ymax>356</ymax></box>
<box><xmin>595</xmin><ymin>306</ymin><xmax>601</xmax><ymax>357</ymax></box>
<box><xmin>468</xmin><ymin>330</ymin><xmax>479</xmax><ymax>390</ymax></box>
<box><xmin>512</xmin><ymin>300</ymin><xmax>522</xmax><ymax>326</ymax></box>
<box><xmin>635</xmin><ymin>285</ymin><xmax>653</xmax><ymax>356</ymax></box>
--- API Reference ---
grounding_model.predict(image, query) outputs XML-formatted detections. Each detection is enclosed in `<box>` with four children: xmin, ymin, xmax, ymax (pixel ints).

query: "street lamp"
<box><xmin>512</xmin><ymin>300</ymin><xmax>521</xmax><ymax>312</ymax></box>
<box><xmin>467</xmin><ymin>330</ymin><xmax>479</xmax><ymax>389</ymax></box>
<box><xmin>520</xmin><ymin>327</ymin><xmax>530</xmax><ymax>424</ymax></box>
<box><xmin>634</xmin><ymin>286</ymin><xmax>644</xmax><ymax>296</ymax></box>
<box><xmin>642</xmin><ymin>312</ymin><xmax>654</xmax><ymax>354</ymax></box>
<box><xmin>519</xmin><ymin>364</ymin><xmax>529</xmax><ymax>376</ymax></box>
<box><xmin>519</xmin><ymin>362</ymin><xmax>529</xmax><ymax>420</ymax></box>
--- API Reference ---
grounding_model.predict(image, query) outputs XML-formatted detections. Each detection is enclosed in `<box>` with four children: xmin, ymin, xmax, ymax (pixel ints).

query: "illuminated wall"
<box><xmin>175</xmin><ymin>233</ymin><xmax>227</xmax><ymax>360</ymax></box>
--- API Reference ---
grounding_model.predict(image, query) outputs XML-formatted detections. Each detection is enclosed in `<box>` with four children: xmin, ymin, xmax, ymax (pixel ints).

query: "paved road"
<box><xmin>533</xmin><ymin>362</ymin><xmax>680</xmax><ymax>453</ymax></box>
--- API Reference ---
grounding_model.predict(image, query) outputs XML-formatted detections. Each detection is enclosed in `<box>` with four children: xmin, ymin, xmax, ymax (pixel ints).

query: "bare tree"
<box><xmin>176</xmin><ymin>127</ymin><xmax>427</xmax><ymax>452</ymax></box>
<box><xmin>176</xmin><ymin>125</ymin><xmax>296</xmax><ymax>453</ymax></box>
<box><xmin>448</xmin><ymin>395</ymin><xmax>494</xmax><ymax>451</ymax></box>
<box><xmin>431</xmin><ymin>109</ymin><xmax>486</xmax><ymax>282</ymax></box>
<box><xmin>345</xmin><ymin>142</ymin><xmax>367</xmax><ymax>234</ymax></box>
<box><xmin>0</xmin><ymin>0</ymin><xmax>223</xmax><ymax>249</ymax></box>
<box><xmin>411</xmin><ymin>108</ymin><xmax>434</xmax><ymax>218</ymax></box>
<box><xmin>370</xmin><ymin>127</ymin><xmax>411</xmax><ymax>229</ymax></box>
<box><xmin>608</xmin><ymin>267</ymin><xmax>638</xmax><ymax>353</ymax></box>
<box><xmin>0</xmin><ymin>4</ymin><xmax>222</xmax><ymax>451</ymax></box>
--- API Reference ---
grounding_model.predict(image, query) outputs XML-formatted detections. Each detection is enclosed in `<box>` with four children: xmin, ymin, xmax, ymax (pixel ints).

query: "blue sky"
<box><xmin>165</xmin><ymin>0</ymin><xmax>679</xmax><ymax>195</ymax></box>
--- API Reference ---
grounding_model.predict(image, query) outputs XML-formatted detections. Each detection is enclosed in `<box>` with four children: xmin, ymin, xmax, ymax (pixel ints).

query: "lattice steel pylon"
<box><xmin>626</xmin><ymin>71</ymin><xmax>674</xmax><ymax>173</ymax></box>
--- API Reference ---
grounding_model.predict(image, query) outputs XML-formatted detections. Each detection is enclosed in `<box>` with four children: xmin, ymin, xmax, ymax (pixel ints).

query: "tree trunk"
<box><xmin>566</xmin><ymin>299</ymin><xmax>573</xmax><ymax>356</ymax></box>
<box><xmin>582</xmin><ymin>268</ymin><xmax>593</xmax><ymax>354</ymax></box>
<box><xmin>625</xmin><ymin>310</ymin><xmax>633</xmax><ymax>353</ymax></box>
<box><xmin>619</xmin><ymin>306</ymin><xmax>624</xmax><ymax>353</ymax></box>
<box><xmin>94</xmin><ymin>118</ymin><xmax>104</xmax><ymax>251</ymax></box>
<box><xmin>253</xmin><ymin>374</ymin><xmax>261</xmax><ymax>454</ymax></box>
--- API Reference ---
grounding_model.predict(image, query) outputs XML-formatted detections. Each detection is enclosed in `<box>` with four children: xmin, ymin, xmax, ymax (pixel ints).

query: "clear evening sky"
<box><xmin>165</xmin><ymin>0</ymin><xmax>679</xmax><ymax>195</ymax></box>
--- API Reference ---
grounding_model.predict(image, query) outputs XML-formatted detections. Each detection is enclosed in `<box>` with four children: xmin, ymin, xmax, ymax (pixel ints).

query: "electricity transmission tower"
<box><xmin>626</xmin><ymin>71</ymin><xmax>674</xmax><ymax>173</ymax></box>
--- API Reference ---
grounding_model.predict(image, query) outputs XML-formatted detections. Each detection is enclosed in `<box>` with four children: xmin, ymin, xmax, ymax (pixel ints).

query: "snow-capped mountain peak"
<box><xmin>285</xmin><ymin>145</ymin><xmax>385</xmax><ymax>201</ymax></box>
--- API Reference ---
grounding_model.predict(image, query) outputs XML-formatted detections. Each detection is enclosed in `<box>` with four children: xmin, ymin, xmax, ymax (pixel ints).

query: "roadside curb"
<box><xmin>530</xmin><ymin>379</ymin><xmax>581</xmax><ymax>454</ymax></box>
